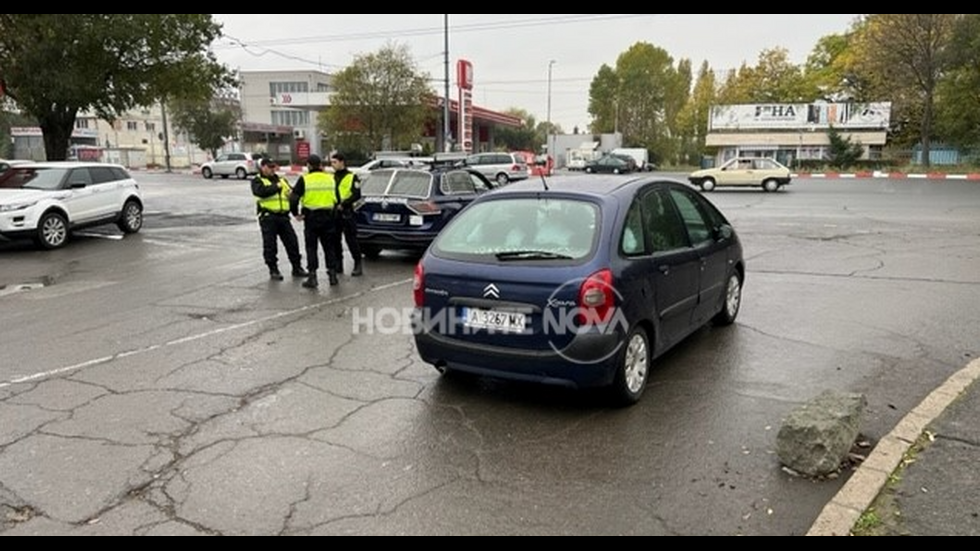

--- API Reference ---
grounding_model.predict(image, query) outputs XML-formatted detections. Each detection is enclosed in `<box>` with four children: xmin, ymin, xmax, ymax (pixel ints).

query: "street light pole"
<box><xmin>443</xmin><ymin>14</ymin><xmax>452</xmax><ymax>153</ymax></box>
<box><xmin>546</xmin><ymin>60</ymin><xmax>555</xmax><ymax>155</ymax></box>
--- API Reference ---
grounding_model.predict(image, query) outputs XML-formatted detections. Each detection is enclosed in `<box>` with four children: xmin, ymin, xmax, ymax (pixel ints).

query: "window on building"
<box><xmin>126</xmin><ymin>121</ymin><xmax>139</xmax><ymax>131</ymax></box>
<box><xmin>269</xmin><ymin>81</ymin><xmax>310</xmax><ymax>96</ymax></box>
<box><xmin>75</xmin><ymin>119</ymin><xmax>90</xmax><ymax>129</ymax></box>
<box><xmin>271</xmin><ymin>110</ymin><xmax>310</xmax><ymax>127</ymax></box>
<box><xmin>145</xmin><ymin>122</ymin><xmax>156</xmax><ymax>132</ymax></box>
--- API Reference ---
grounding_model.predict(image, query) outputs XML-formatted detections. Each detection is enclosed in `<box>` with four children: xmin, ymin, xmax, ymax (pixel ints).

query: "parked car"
<box><xmin>200</xmin><ymin>152</ymin><xmax>262</xmax><ymax>180</ymax></box>
<box><xmin>583</xmin><ymin>154</ymin><xmax>634</xmax><ymax>174</ymax></box>
<box><xmin>688</xmin><ymin>156</ymin><xmax>792</xmax><ymax>192</ymax></box>
<box><xmin>412</xmin><ymin>175</ymin><xmax>745</xmax><ymax>406</ymax></box>
<box><xmin>0</xmin><ymin>162</ymin><xmax>144</xmax><ymax>249</ymax></box>
<box><xmin>353</xmin><ymin>157</ymin><xmax>433</xmax><ymax>177</ymax></box>
<box><xmin>0</xmin><ymin>159</ymin><xmax>32</xmax><ymax>176</ymax></box>
<box><xmin>355</xmin><ymin>166</ymin><xmax>496</xmax><ymax>258</ymax></box>
<box><xmin>463</xmin><ymin>151</ymin><xmax>529</xmax><ymax>186</ymax></box>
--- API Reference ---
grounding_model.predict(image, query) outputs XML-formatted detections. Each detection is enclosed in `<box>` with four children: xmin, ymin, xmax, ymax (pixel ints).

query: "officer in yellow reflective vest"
<box><xmin>329</xmin><ymin>152</ymin><xmax>363</xmax><ymax>277</ymax></box>
<box><xmin>290</xmin><ymin>154</ymin><xmax>340</xmax><ymax>288</ymax></box>
<box><xmin>251</xmin><ymin>158</ymin><xmax>307</xmax><ymax>281</ymax></box>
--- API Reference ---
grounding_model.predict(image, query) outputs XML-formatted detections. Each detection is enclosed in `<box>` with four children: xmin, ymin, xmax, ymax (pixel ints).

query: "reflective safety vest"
<box><xmin>336</xmin><ymin>171</ymin><xmax>358</xmax><ymax>202</ymax></box>
<box><xmin>255</xmin><ymin>176</ymin><xmax>292</xmax><ymax>214</ymax></box>
<box><xmin>302</xmin><ymin>171</ymin><xmax>338</xmax><ymax>210</ymax></box>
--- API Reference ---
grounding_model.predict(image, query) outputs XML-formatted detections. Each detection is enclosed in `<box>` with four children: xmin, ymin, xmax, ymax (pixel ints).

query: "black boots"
<box><xmin>351</xmin><ymin>259</ymin><xmax>363</xmax><ymax>277</ymax></box>
<box><xmin>302</xmin><ymin>275</ymin><xmax>318</xmax><ymax>289</ymax></box>
<box><xmin>292</xmin><ymin>266</ymin><xmax>309</xmax><ymax>278</ymax></box>
<box><xmin>328</xmin><ymin>270</ymin><xmax>339</xmax><ymax>286</ymax></box>
<box><xmin>269</xmin><ymin>268</ymin><xmax>284</xmax><ymax>281</ymax></box>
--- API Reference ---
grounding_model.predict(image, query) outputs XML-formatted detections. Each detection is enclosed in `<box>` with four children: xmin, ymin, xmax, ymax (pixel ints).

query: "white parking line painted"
<box><xmin>0</xmin><ymin>278</ymin><xmax>413</xmax><ymax>389</ymax></box>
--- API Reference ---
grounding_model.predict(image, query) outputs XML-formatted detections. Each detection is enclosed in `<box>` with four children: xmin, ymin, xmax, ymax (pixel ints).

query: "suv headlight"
<box><xmin>0</xmin><ymin>201</ymin><xmax>38</xmax><ymax>213</ymax></box>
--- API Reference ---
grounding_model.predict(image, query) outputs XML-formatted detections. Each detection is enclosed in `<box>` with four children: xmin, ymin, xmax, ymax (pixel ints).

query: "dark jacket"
<box><xmin>251</xmin><ymin>173</ymin><xmax>290</xmax><ymax>214</ymax></box>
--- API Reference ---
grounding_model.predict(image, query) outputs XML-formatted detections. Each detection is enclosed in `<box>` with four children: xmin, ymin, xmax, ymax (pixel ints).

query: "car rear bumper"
<box><xmin>413</xmin><ymin>311</ymin><xmax>623</xmax><ymax>388</ymax></box>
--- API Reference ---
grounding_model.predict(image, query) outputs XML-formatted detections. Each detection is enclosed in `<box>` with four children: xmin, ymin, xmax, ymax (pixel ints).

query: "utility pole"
<box><xmin>443</xmin><ymin>14</ymin><xmax>452</xmax><ymax>153</ymax></box>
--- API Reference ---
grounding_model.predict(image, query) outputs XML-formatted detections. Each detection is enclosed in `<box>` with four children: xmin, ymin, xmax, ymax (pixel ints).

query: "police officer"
<box><xmin>290</xmin><ymin>154</ymin><xmax>340</xmax><ymax>288</ymax></box>
<box><xmin>251</xmin><ymin>158</ymin><xmax>307</xmax><ymax>281</ymax></box>
<box><xmin>329</xmin><ymin>152</ymin><xmax>364</xmax><ymax>277</ymax></box>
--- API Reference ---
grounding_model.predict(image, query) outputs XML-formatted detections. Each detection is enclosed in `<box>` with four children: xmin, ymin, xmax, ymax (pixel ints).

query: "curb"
<box><xmin>794</xmin><ymin>172</ymin><xmax>980</xmax><ymax>180</ymax></box>
<box><xmin>806</xmin><ymin>358</ymin><xmax>980</xmax><ymax>536</ymax></box>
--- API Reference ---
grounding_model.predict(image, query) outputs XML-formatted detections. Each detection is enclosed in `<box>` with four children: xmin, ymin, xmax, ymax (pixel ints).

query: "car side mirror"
<box><xmin>714</xmin><ymin>224</ymin><xmax>733</xmax><ymax>241</ymax></box>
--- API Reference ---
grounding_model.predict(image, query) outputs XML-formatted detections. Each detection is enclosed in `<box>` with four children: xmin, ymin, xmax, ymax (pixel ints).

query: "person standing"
<box><xmin>251</xmin><ymin>158</ymin><xmax>307</xmax><ymax>281</ymax></box>
<box><xmin>290</xmin><ymin>154</ymin><xmax>340</xmax><ymax>288</ymax></box>
<box><xmin>330</xmin><ymin>152</ymin><xmax>364</xmax><ymax>277</ymax></box>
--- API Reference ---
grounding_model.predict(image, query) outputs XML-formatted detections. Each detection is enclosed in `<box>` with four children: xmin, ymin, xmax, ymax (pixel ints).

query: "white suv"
<box><xmin>200</xmin><ymin>152</ymin><xmax>261</xmax><ymax>180</ymax></box>
<box><xmin>0</xmin><ymin>162</ymin><xmax>144</xmax><ymax>249</ymax></box>
<box><xmin>463</xmin><ymin>152</ymin><xmax>529</xmax><ymax>186</ymax></box>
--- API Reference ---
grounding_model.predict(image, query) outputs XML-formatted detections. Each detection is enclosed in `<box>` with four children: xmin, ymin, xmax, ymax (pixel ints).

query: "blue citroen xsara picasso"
<box><xmin>412</xmin><ymin>174</ymin><xmax>745</xmax><ymax>406</ymax></box>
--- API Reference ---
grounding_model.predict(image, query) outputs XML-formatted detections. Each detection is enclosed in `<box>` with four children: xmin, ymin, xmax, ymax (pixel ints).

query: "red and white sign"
<box><xmin>296</xmin><ymin>141</ymin><xmax>311</xmax><ymax>162</ymax></box>
<box><xmin>457</xmin><ymin>60</ymin><xmax>474</xmax><ymax>153</ymax></box>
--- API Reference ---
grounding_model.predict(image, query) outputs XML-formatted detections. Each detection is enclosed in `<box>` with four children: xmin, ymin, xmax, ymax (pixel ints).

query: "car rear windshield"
<box><xmin>433</xmin><ymin>197</ymin><xmax>599</xmax><ymax>261</ymax></box>
<box><xmin>361</xmin><ymin>170</ymin><xmax>433</xmax><ymax>198</ymax></box>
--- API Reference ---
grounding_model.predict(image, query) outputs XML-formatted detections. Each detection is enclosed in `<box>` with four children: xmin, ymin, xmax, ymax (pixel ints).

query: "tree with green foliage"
<box><xmin>677</xmin><ymin>61</ymin><xmax>716</xmax><ymax>165</ymax></box>
<box><xmin>936</xmin><ymin>14</ymin><xmax>980</xmax><ymax>154</ymax></box>
<box><xmin>718</xmin><ymin>47</ymin><xmax>812</xmax><ymax>104</ymax></box>
<box><xmin>587</xmin><ymin>42</ymin><xmax>683</xmax><ymax>165</ymax></box>
<box><xmin>853</xmin><ymin>14</ymin><xmax>959</xmax><ymax>167</ymax></box>
<box><xmin>0</xmin><ymin>14</ymin><xmax>234</xmax><ymax>161</ymax></box>
<box><xmin>494</xmin><ymin>108</ymin><xmax>553</xmax><ymax>152</ymax></box>
<box><xmin>826</xmin><ymin>125</ymin><xmax>864</xmax><ymax>168</ymax></box>
<box><xmin>320</xmin><ymin>43</ymin><xmax>433</xmax><ymax>158</ymax></box>
<box><xmin>169</xmin><ymin>97</ymin><xmax>242</xmax><ymax>159</ymax></box>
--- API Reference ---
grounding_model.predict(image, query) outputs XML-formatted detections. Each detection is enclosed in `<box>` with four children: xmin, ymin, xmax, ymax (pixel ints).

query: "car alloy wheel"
<box><xmin>37</xmin><ymin>212</ymin><xmax>68</xmax><ymax>249</ymax></box>
<box><xmin>118</xmin><ymin>200</ymin><xmax>143</xmax><ymax>234</ymax></box>
<box><xmin>763</xmin><ymin>179</ymin><xmax>780</xmax><ymax>192</ymax></box>
<box><xmin>236</xmin><ymin>167</ymin><xmax>248</xmax><ymax>180</ymax></box>
<box><xmin>701</xmin><ymin>179</ymin><xmax>716</xmax><ymax>192</ymax></box>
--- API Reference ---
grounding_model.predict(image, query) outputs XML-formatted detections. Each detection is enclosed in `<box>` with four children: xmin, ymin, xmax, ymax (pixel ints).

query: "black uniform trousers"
<box><xmin>333</xmin><ymin>210</ymin><xmax>362</xmax><ymax>270</ymax></box>
<box><xmin>303</xmin><ymin>210</ymin><xmax>340</xmax><ymax>276</ymax></box>
<box><xmin>259</xmin><ymin>212</ymin><xmax>302</xmax><ymax>271</ymax></box>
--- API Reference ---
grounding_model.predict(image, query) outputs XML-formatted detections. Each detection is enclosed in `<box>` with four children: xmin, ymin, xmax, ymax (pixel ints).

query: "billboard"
<box><xmin>710</xmin><ymin>102</ymin><xmax>891</xmax><ymax>131</ymax></box>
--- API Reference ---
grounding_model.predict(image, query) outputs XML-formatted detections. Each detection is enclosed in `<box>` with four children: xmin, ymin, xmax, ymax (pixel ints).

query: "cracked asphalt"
<box><xmin>1</xmin><ymin>174</ymin><xmax>977</xmax><ymax>535</ymax></box>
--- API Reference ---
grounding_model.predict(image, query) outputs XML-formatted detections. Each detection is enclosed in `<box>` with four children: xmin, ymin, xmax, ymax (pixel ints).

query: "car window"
<box><xmin>89</xmin><ymin>166</ymin><xmax>119</xmax><ymax>185</ymax></box>
<box><xmin>215</xmin><ymin>154</ymin><xmax>229</xmax><ymax>163</ymax></box>
<box><xmin>434</xmin><ymin>197</ymin><xmax>598</xmax><ymax>260</ymax></box>
<box><xmin>641</xmin><ymin>189</ymin><xmax>688</xmax><ymax>253</ymax></box>
<box><xmin>386</xmin><ymin>171</ymin><xmax>433</xmax><ymax>198</ymax></box>
<box><xmin>470</xmin><ymin>173</ymin><xmax>491</xmax><ymax>192</ymax></box>
<box><xmin>754</xmin><ymin>158</ymin><xmax>777</xmax><ymax>170</ymax></box>
<box><xmin>621</xmin><ymin>199</ymin><xmax>647</xmax><ymax>256</ymax></box>
<box><xmin>230</xmin><ymin>153</ymin><xmax>245</xmax><ymax>161</ymax></box>
<box><xmin>110</xmin><ymin>167</ymin><xmax>132</xmax><ymax>181</ymax></box>
<box><xmin>67</xmin><ymin>168</ymin><xmax>94</xmax><ymax>187</ymax></box>
<box><xmin>440</xmin><ymin>170</ymin><xmax>478</xmax><ymax>195</ymax></box>
<box><xmin>668</xmin><ymin>189</ymin><xmax>712</xmax><ymax>246</ymax></box>
<box><xmin>360</xmin><ymin>170</ymin><xmax>393</xmax><ymax>195</ymax></box>
<box><xmin>19</xmin><ymin>168</ymin><xmax>69</xmax><ymax>191</ymax></box>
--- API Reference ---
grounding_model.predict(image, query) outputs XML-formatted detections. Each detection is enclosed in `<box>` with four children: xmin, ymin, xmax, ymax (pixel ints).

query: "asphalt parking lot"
<box><xmin>1</xmin><ymin>173</ymin><xmax>977</xmax><ymax>535</ymax></box>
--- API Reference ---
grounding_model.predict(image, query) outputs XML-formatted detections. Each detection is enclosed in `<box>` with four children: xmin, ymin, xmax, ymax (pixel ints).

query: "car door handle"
<box><xmin>658</xmin><ymin>265</ymin><xmax>670</xmax><ymax>275</ymax></box>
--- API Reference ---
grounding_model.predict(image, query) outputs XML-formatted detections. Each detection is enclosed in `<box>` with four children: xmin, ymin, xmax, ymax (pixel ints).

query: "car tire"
<box><xmin>609</xmin><ymin>326</ymin><xmax>650</xmax><ymax>407</ymax></box>
<box><xmin>701</xmin><ymin>178</ymin><xmax>716</xmax><ymax>192</ymax></box>
<box><xmin>763</xmin><ymin>179</ymin><xmax>781</xmax><ymax>192</ymax></box>
<box><xmin>34</xmin><ymin>211</ymin><xmax>69</xmax><ymax>250</ymax></box>
<box><xmin>613</xmin><ymin>168</ymin><xmax>621</xmax><ymax>175</ymax></box>
<box><xmin>361</xmin><ymin>245</ymin><xmax>382</xmax><ymax>260</ymax></box>
<box><xmin>202</xmin><ymin>167</ymin><xmax>213</xmax><ymax>179</ymax></box>
<box><xmin>496</xmin><ymin>173</ymin><xmax>509</xmax><ymax>186</ymax></box>
<box><xmin>236</xmin><ymin>167</ymin><xmax>248</xmax><ymax>180</ymax></box>
<box><xmin>117</xmin><ymin>199</ymin><xmax>143</xmax><ymax>234</ymax></box>
<box><xmin>712</xmin><ymin>272</ymin><xmax>743</xmax><ymax>326</ymax></box>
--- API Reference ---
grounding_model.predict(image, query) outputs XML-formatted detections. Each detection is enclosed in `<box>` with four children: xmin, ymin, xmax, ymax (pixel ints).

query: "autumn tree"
<box><xmin>717</xmin><ymin>47</ymin><xmax>813</xmax><ymax>104</ymax></box>
<box><xmin>169</xmin><ymin>96</ymin><xmax>242</xmax><ymax>159</ymax></box>
<box><xmin>853</xmin><ymin>14</ymin><xmax>959</xmax><ymax>166</ymax></box>
<box><xmin>320</xmin><ymin>43</ymin><xmax>433</xmax><ymax>157</ymax></box>
<box><xmin>936</xmin><ymin>14</ymin><xmax>980</xmax><ymax>153</ymax></box>
<box><xmin>0</xmin><ymin>14</ymin><xmax>232</xmax><ymax>161</ymax></box>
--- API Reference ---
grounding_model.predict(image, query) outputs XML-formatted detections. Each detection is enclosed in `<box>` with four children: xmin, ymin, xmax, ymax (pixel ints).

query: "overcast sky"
<box><xmin>211</xmin><ymin>14</ymin><xmax>863</xmax><ymax>132</ymax></box>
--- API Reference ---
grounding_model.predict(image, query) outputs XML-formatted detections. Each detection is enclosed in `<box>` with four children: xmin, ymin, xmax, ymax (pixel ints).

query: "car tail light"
<box><xmin>413</xmin><ymin>262</ymin><xmax>425</xmax><ymax>307</ymax></box>
<box><xmin>577</xmin><ymin>269</ymin><xmax>615</xmax><ymax>325</ymax></box>
<box><xmin>407</xmin><ymin>200</ymin><xmax>442</xmax><ymax>216</ymax></box>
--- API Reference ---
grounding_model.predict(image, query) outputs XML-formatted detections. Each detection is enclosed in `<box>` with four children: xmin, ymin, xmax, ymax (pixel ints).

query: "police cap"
<box><xmin>307</xmin><ymin>154</ymin><xmax>322</xmax><ymax>168</ymax></box>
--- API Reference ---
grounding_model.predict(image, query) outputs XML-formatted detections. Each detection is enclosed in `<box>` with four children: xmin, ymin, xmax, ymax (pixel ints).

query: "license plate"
<box><xmin>461</xmin><ymin>307</ymin><xmax>527</xmax><ymax>333</ymax></box>
<box><xmin>373</xmin><ymin>213</ymin><xmax>401</xmax><ymax>223</ymax></box>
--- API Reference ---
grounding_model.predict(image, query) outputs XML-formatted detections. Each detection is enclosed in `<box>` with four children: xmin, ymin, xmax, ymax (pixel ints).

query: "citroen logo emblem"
<box><xmin>483</xmin><ymin>283</ymin><xmax>500</xmax><ymax>299</ymax></box>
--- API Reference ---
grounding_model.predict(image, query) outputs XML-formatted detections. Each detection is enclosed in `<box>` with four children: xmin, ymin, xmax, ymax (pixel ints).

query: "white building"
<box><xmin>238</xmin><ymin>70</ymin><xmax>333</xmax><ymax>161</ymax></box>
